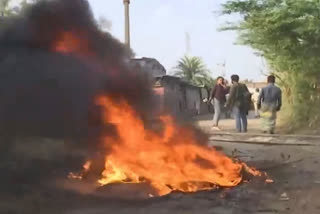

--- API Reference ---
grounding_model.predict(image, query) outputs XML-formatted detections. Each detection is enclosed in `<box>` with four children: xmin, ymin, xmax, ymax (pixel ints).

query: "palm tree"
<box><xmin>173</xmin><ymin>56</ymin><xmax>216</xmax><ymax>112</ymax></box>
<box><xmin>173</xmin><ymin>55</ymin><xmax>215</xmax><ymax>88</ymax></box>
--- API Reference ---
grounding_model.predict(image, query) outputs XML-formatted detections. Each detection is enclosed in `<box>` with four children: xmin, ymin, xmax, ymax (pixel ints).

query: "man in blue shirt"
<box><xmin>257</xmin><ymin>75</ymin><xmax>282</xmax><ymax>134</ymax></box>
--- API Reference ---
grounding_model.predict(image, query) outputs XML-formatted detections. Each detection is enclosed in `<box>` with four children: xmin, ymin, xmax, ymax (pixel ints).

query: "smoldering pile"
<box><xmin>0</xmin><ymin>0</ymin><xmax>153</xmax><ymax>143</ymax></box>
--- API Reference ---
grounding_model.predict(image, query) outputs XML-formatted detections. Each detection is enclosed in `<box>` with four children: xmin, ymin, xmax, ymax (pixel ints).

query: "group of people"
<box><xmin>210</xmin><ymin>74</ymin><xmax>282</xmax><ymax>134</ymax></box>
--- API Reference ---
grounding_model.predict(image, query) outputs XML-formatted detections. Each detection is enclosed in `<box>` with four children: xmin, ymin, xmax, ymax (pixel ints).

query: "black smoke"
<box><xmin>0</xmin><ymin>0</ymin><xmax>154</xmax><ymax>143</ymax></box>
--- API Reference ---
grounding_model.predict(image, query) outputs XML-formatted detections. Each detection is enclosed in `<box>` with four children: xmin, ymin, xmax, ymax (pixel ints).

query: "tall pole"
<box><xmin>123</xmin><ymin>0</ymin><xmax>130</xmax><ymax>48</ymax></box>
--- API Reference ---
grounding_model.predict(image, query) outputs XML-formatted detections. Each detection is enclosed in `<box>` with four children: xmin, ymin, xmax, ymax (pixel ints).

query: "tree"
<box><xmin>0</xmin><ymin>0</ymin><xmax>12</xmax><ymax>17</ymax></box>
<box><xmin>221</xmin><ymin>0</ymin><xmax>320</xmax><ymax>130</ymax></box>
<box><xmin>173</xmin><ymin>55</ymin><xmax>215</xmax><ymax>88</ymax></box>
<box><xmin>0</xmin><ymin>0</ymin><xmax>41</xmax><ymax>18</ymax></box>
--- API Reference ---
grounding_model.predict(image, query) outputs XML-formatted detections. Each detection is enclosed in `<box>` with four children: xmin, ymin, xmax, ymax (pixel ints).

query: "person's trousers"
<box><xmin>213</xmin><ymin>98</ymin><xmax>223</xmax><ymax>126</ymax></box>
<box><xmin>254</xmin><ymin>102</ymin><xmax>260</xmax><ymax>117</ymax></box>
<box><xmin>233</xmin><ymin>106</ymin><xmax>247</xmax><ymax>132</ymax></box>
<box><xmin>260</xmin><ymin>104</ymin><xmax>277</xmax><ymax>133</ymax></box>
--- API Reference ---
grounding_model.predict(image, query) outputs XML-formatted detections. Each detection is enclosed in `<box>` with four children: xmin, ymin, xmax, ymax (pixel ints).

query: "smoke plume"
<box><xmin>0</xmin><ymin>0</ymin><xmax>153</xmax><ymax>142</ymax></box>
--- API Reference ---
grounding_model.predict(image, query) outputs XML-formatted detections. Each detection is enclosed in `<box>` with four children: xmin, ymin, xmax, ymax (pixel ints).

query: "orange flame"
<box><xmin>68</xmin><ymin>160</ymin><xmax>92</xmax><ymax>180</ymax></box>
<box><xmin>53</xmin><ymin>31</ymin><xmax>264</xmax><ymax>196</ymax></box>
<box><xmin>86</xmin><ymin>96</ymin><xmax>251</xmax><ymax>196</ymax></box>
<box><xmin>53</xmin><ymin>31</ymin><xmax>93</xmax><ymax>56</ymax></box>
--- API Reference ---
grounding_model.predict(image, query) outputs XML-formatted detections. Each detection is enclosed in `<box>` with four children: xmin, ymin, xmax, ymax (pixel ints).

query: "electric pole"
<box><xmin>123</xmin><ymin>0</ymin><xmax>130</xmax><ymax>48</ymax></box>
<box><xmin>185</xmin><ymin>32</ymin><xmax>191</xmax><ymax>55</ymax></box>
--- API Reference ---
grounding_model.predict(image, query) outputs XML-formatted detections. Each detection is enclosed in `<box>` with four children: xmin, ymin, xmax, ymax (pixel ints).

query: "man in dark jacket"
<box><xmin>225</xmin><ymin>75</ymin><xmax>250</xmax><ymax>133</ymax></box>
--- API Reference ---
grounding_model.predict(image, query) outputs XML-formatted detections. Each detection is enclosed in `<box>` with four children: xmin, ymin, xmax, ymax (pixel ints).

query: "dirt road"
<box><xmin>64</xmin><ymin>133</ymin><xmax>320</xmax><ymax>214</ymax></box>
<box><xmin>1</xmin><ymin>115</ymin><xmax>320</xmax><ymax>214</ymax></box>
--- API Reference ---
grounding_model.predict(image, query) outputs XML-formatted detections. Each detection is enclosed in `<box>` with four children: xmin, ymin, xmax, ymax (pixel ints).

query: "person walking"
<box><xmin>210</xmin><ymin>77</ymin><xmax>228</xmax><ymax>130</ymax></box>
<box><xmin>225</xmin><ymin>75</ymin><xmax>251</xmax><ymax>133</ymax></box>
<box><xmin>257</xmin><ymin>75</ymin><xmax>282</xmax><ymax>134</ymax></box>
<box><xmin>252</xmin><ymin>88</ymin><xmax>260</xmax><ymax>118</ymax></box>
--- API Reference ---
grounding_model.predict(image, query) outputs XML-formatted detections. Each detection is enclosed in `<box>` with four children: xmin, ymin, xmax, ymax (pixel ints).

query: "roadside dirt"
<box><xmin>0</xmin><ymin>115</ymin><xmax>319</xmax><ymax>214</ymax></box>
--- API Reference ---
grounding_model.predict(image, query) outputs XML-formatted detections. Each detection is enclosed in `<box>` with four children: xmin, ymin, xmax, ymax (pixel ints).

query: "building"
<box><xmin>130</xmin><ymin>57</ymin><xmax>166</xmax><ymax>78</ymax></box>
<box><xmin>152</xmin><ymin>76</ymin><xmax>209</xmax><ymax>118</ymax></box>
<box><xmin>130</xmin><ymin>57</ymin><xmax>209</xmax><ymax>118</ymax></box>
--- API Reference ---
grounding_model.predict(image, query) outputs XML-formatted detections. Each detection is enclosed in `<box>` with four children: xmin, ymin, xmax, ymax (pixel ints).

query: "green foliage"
<box><xmin>0</xmin><ymin>0</ymin><xmax>12</xmax><ymax>17</ymax></box>
<box><xmin>0</xmin><ymin>0</ymin><xmax>39</xmax><ymax>18</ymax></box>
<box><xmin>173</xmin><ymin>55</ymin><xmax>215</xmax><ymax>89</ymax></box>
<box><xmin>20</xmin><ymin>0</ymin><xmax>41</xmax><ymax>11</ymax></box>
<box><xmin>222</xmin><ymin>0</ymin><xmax>320</xmax><ymax>130</ymax></box>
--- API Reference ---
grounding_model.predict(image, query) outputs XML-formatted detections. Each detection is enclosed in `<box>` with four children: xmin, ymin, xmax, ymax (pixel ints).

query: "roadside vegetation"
<box><xmin>0</xmin><ymin>0</ymin><xmax>39</xmax><ymax>17</ymax></box>
<box><xmin>221</xmin><ymin>0</ymin><xmax>320</xmax><ymax>131</ymax></box>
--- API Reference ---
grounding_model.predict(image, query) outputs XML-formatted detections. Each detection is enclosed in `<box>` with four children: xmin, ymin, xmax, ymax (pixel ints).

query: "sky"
<box><xmin>10</xmin><ymin>0</ymin><xmax>266</xmax><ymax>81</ymax></box>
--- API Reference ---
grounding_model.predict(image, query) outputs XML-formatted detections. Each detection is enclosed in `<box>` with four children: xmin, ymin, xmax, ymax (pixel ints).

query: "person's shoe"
<box><xmin>211</xmin><ymin>126</ymin><xmax>222</xmax><ymax>131</ymax></box>
<box><xmin>269</xmin><ymin>130</ymin><xmax>275</xmax><ymax>135</ymax></box>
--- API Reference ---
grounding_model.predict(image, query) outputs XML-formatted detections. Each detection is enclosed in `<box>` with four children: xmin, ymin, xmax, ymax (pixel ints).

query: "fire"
<box><xmin>52</xmin><ymin>29</ymin><xmax>261</xmax><ymax>197</ymax></box>
<box><xmin>68</xmin><ymin>161</ymin><xmax>92</xmax><ymax>180</ymax></box>
<box><xmin>83</xmin><ymin>95</ymin><xmax>254</xmax><ymax>196</ymax></box>
<box><xmin>53</xmin><ymin>31</ymin><xmax>93</xmax><ymax>56</ymax></box>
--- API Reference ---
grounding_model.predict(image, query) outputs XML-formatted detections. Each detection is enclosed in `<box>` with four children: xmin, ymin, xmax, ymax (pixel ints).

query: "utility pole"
<box><xmin>217</xmin><ymin>61</ymin><xmax>226</xmax><ymax>78</ymax></box>
<box><xmin>123</xmin><ymin>0</ymin><xmax>130</xmax><ymax>48</ymax></box>
<box><xmin>185</xmin><ymin>32</ymin><xmax>191</xmax><ymax>55</ymax></box>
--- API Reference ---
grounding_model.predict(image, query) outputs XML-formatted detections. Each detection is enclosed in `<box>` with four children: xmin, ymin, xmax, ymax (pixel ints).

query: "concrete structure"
<box><xmin>152</xmin><ymin>76</ymin><xmax>209</xmax><ymax>118</ymax></box>
<box><xmin>131</xmin><ymin>57</ymin><xmax>166</xmax><ymax>78</ymax></box>
<box><xmin>123</xmin><ymin>0</ymin><xmax>130</xmax><ymax>48</ymax></box>
<box><xmin>130</xmin><ymin>57</ymin><xmax>209</xmax><ymax>118</ymax></box>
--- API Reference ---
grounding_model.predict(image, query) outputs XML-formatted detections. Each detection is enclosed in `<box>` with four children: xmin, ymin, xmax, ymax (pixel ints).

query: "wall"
<box><xmin>152</xmin><ymin>87</ymin><xmax>164</xmax><ymax>117</ymax></box>
<box><xmin>162</xmin><ymin>76</ymin><xmax>184</xmax><ymax>117</ymax></box>
<box><xmin>155</xmin><ymin>76</ymin><xmax>209</xmax><ymax>117</ymax></box>
<box><xmin>184</xmin><ymin>85</ymin><xmax>201</xmax><ymax>115</ymax></box>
